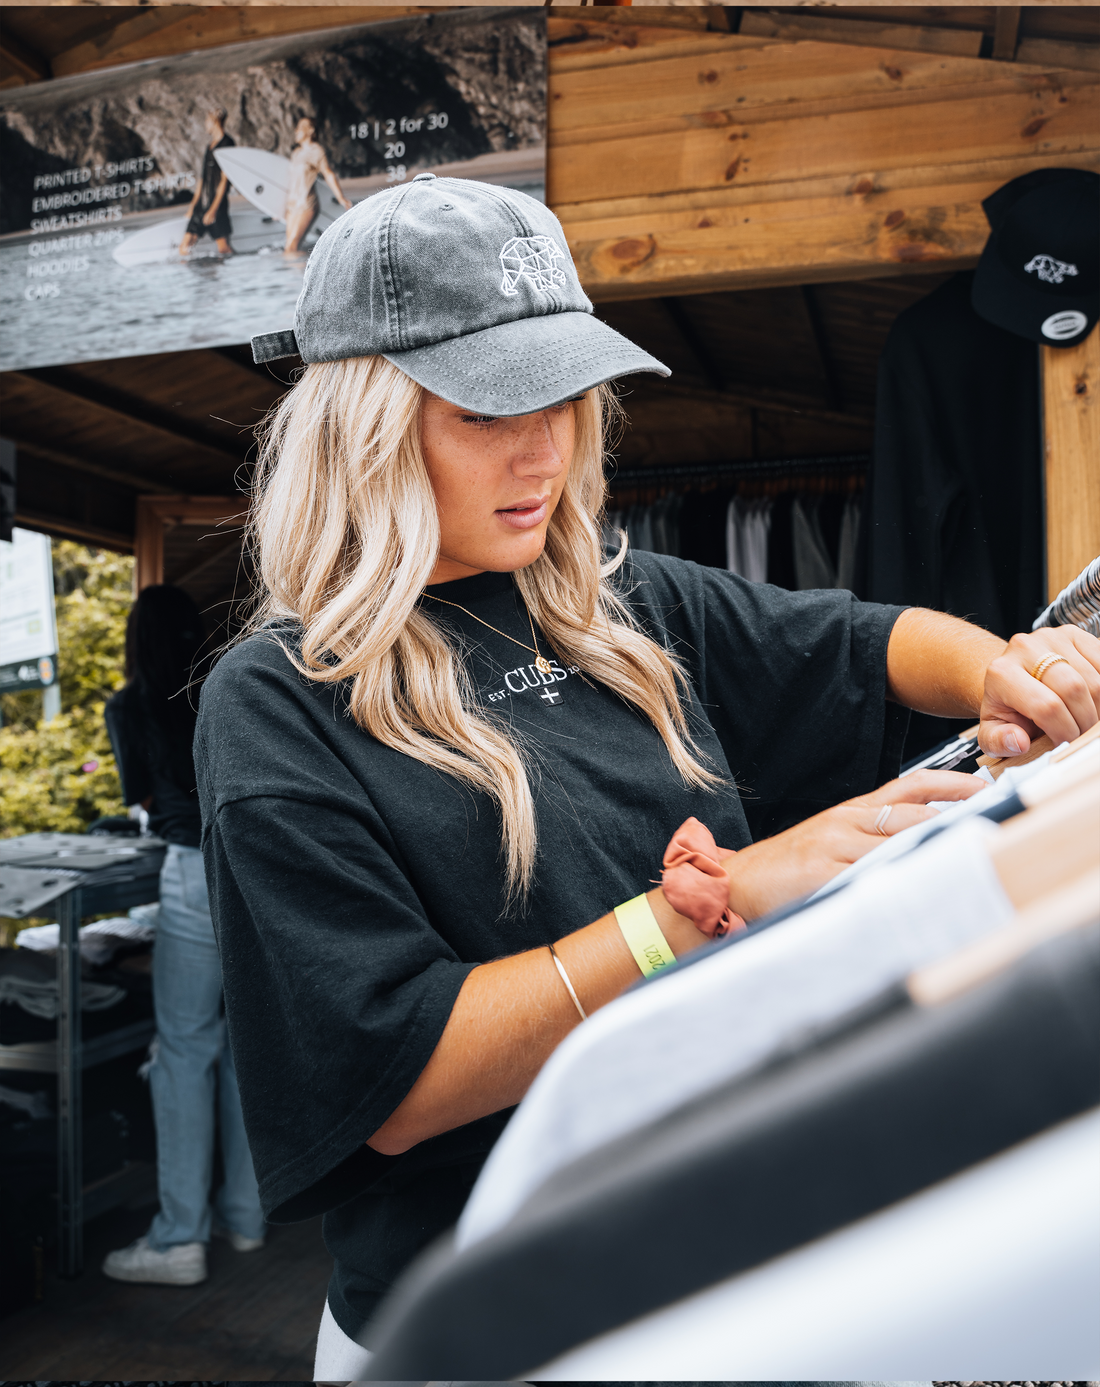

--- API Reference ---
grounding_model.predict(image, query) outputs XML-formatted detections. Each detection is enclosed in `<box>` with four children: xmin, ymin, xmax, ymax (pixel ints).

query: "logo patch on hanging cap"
<box><xmin>1041</xmin><ymin>309</ymin><xmax>1088</xmax><ymax>340</ymax></box>
<box><xmin>1024</xmin><ymin>254</ymin><xmax>1079</xmax><ymax>285</ymax></box>
<box><xmin>500</xmin><ymin>235</ymin><xmax>567</xmax><ymax>297</ymax></box>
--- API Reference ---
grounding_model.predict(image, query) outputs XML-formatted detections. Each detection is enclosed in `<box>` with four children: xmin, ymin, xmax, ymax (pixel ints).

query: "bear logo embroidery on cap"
<box><xmin>499</xmin><ymin>235</ymin><xmax>567</xmax><ymax>297</ymax></box>
<box><xmin>1024</xmin><ymin>254</ymin><xmax>1079</xmax><ymax>285</ymax></box>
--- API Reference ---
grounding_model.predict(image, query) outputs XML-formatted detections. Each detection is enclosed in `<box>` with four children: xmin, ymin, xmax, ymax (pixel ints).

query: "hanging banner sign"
<box><xmin>0</xmin><ymin>526</ymin><xmax>58</xmax><ymax>692</ymax></box>
<box><xmin>0</xmin><ymin>8</ymin><xmax>546</xmax><ymax>372</ymax></box>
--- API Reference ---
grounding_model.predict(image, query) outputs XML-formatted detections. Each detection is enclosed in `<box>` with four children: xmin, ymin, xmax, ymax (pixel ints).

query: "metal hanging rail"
<box><xmin>605</xmin><ymin>452</ymin><xmax>870</xmax><ymax>489</ymax></box>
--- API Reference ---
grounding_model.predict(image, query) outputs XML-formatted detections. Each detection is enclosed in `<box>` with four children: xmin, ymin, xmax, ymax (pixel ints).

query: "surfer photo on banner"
<box><xmin>284</xmin><ymin>117</ymin><xmax>352</xmax><ymax>254</ymax></box>
<box><xmin>179</xmin><ymin>109</ymin><xmax>235</xmax><ymax>258</ymax></box>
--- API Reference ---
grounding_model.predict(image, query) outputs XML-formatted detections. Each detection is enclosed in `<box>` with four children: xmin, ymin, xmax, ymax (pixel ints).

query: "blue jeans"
<box><xmin>147</xmin><ymin>843</ymin><xmax>265</xmax><ymax>1250</ymax></box>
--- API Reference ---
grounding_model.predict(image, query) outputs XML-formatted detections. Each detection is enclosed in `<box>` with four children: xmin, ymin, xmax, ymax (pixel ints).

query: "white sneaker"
<box><xmin>212</xmin><ymin>1221</ymin><xmax>265</xmax><ymax>1252</ymax></box>
<box><xmin>101</xmin><ymin>1235</ymin><xmax>207</xmax><ymax>1285</ymax></box>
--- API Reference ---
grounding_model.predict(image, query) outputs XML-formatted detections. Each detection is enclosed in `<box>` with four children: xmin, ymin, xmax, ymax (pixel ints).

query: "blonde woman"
<box><xmin>195</xmin><ymin>175</ymin><xmax>1100</xmax><ymax>1376</ymax></box>
<box><xmin>283</xmin><ymin>116</ymin><xmax>352</xmax><ymax>253</ymax></box>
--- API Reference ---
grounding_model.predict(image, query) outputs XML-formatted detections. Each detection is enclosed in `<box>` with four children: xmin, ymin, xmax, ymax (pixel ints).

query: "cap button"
<box><xmin>413</xmin><ymin>172</ymin><xmax>436</xmax><ymax>182</ymax></box>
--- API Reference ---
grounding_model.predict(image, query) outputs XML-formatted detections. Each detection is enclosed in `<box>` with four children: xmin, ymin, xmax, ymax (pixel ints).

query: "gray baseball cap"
<box><xmin>251</xmin><ymin>172</ymin><xmax>669</xmax><ymax>415</ymax></box>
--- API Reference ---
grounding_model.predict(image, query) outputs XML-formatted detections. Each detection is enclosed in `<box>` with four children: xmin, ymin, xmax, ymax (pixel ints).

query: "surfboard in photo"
<box><xmin>112</xmin><ymin>217</ymin><xmax>192</xmax><ymax>267</ymax></box>
<box><xmin>112</xmin><ymin>203</ymin><xmax>286</xmax><ymax>266</ymax></box>
<box><xmin>213</xmin><ymin>146</ymin><xmax>348</xmax><ymax>227</ymax></box>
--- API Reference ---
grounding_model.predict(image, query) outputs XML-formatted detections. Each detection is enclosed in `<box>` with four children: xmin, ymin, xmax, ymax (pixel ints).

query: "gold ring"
<box><xmin>1030</xmin><ymin>653</ymin><xmax>1070</xmax><ymax>684</ymax></box>
<box><xmin>873</xmin><ymin>804</ymin><xmax>893</xmax><ymax>836</ymax></box>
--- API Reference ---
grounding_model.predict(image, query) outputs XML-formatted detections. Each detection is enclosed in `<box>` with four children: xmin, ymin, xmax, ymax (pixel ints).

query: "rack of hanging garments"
<box><xmin>1033</xmin><ymin>554</ymin><xmax>1100</xmax><ymax>638</ymax></box>
<box><xmin>358</xmin><ymin>724</ymin><xmax>1100</xmax><ymax>1379</ymax></box>
<box><xmin>603</xmin><ymin>452</ymin><xmax>868</xmax><ymax>593</ymax></box>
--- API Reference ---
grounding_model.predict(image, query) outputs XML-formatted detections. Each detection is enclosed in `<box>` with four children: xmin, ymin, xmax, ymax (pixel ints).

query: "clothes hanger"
<box><xmin>907</xmin><ymin>867</ymin><xmax>1098</xmax><ymax>1008</ymax></box>
<box><xmin>986</xmin><ymin>772</ymin><xmax>1099</xmax><ymax>911</ymax></box>
<box><xmin>978</xmin><ymin>714</ymin><xmax>1100</xmax><ymax>780</ymax></box>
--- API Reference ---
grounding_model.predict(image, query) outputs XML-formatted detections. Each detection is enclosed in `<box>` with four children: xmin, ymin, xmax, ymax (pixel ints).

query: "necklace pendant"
<box><xmin>534</xmin><ymin>654</ymin><xmax>553</xmax><ymax>676</ymax></box>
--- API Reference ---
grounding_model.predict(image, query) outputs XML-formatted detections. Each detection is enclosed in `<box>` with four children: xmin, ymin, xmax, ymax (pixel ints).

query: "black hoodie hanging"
<box><xmin>862</xmin><ymin>271</ymin><xmax>1044</xmax><ymax>757</ymax></box>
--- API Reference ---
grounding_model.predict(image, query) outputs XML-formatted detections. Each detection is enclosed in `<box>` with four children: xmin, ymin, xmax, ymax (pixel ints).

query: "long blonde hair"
<box><xmin>248</xmin><ymin>355</ymin><xmax>720</xmax><ymax>900</ymax></box>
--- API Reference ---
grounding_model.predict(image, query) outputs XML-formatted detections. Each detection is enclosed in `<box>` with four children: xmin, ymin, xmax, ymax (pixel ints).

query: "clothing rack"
<box><xmin>605</xmin><ymin>452</ymin><xmax>869</xmax><ymax>490</ymax></box>
<box><xmin>1032</xmin><ymin>554</ymin><xmax>1100</xmax><ymax>638</ymax></box>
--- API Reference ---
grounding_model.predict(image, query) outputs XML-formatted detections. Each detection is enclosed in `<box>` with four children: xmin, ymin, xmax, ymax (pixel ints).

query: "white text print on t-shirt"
<box><xmin>486</xmin><ymin>659</ymin><xmax>576</xmax><ymax>708</ymax></box>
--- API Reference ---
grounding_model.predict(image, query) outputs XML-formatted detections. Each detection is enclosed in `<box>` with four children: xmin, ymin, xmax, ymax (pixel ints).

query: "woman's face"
<box><xmin>420</xmin><ymin>392</ymin><xmax>576</xmax><ymax>584</ymax></box>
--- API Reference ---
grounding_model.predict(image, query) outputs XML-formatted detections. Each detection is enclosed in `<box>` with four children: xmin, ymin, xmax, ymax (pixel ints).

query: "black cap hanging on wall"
<box><xmin>971</xmin><ymin>167</ymin><xmax>1099</xmax><ymax>348</ymax></box>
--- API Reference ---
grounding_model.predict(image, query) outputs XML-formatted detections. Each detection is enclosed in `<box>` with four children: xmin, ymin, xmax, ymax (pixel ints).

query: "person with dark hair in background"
<box><xmin>179</xmin><ymin>108</ymin><xmax>235</xmax><ymax>258</ymax></box>
<box><xmin>101</xmin><ymin>584</ymin><xmax>265</xmax><ymax>1286</ymax></box>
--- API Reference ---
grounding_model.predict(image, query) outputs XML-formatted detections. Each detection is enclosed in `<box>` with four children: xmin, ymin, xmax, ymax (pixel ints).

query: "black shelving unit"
<box><xmin>1</xmin><ymin>860</ymin><xmax>162</xmax><ymax>1276</ymax></box>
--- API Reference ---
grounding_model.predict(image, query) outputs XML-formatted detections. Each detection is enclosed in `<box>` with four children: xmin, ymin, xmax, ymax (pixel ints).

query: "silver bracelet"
<box><xmin>548</xmin><ymin>942</ymin><xmax>587</xmax><ymax>1021</ymax></box>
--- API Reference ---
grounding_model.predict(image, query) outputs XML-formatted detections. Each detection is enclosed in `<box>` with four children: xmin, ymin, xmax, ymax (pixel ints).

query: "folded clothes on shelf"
<box><xmin>16</xmin><ymin>912</ymin><xmax>158</xmax><ymax>967</ymax></box>
<box><xmin>0</xmin><ymin>948</ymin><xmax>126</xmax><ymax>1020</ymax></box>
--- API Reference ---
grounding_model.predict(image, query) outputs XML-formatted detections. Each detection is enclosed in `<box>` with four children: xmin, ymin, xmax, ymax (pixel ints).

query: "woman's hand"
<box><xmin>724</xmin><ymin>768</ymin><xmax>985</xmax><ymax>921</ymax></box>
<box><xmin>885</xmin><ymin>608</ymin><xmax>1100</xmax><ymax>760</ymax></box>
<box><xmin>978</xmin><ymin>627</ymin><xmax>1100</xmax><ymax>757</ymax></box>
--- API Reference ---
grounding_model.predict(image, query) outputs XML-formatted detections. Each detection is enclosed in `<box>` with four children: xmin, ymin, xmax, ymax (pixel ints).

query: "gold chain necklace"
<box><xmin>422</xmin><ymin>588</ymin><xmax>554</xmax><ymax>676</ymax></box>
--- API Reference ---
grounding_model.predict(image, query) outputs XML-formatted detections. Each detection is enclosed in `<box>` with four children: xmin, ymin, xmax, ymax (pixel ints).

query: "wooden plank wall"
<box><xmin>1042</xmin><ymin>336</ymin><xmax>1100</xmax><ymax>602</ymax></box>
<box><xmin>546</xmin><ymin>11</ymin><xmax>1100</xmax><ymax>301</ymax></box>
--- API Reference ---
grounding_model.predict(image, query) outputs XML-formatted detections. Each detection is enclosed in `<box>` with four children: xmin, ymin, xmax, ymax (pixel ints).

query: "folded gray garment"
<box><xmin>0</xmin><ymin>948</ymin><xmax>125</xmax><ymax>1019</ymax></box>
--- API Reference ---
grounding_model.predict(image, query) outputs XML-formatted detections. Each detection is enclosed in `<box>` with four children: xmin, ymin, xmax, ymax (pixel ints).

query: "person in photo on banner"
<box><xmin>193</xmin><ymin>174</ymin><xmax>1100</xmax><ymax>1376</ymax></box>
<box><xmin>179</xmin><ymin>108</ymin><xmax>235</xmax><ymax>258</ymax></box>
<box><xmin>284</xmin><ymin>116</ymin><xmax>353</xmax><ymax>254</ymax></box>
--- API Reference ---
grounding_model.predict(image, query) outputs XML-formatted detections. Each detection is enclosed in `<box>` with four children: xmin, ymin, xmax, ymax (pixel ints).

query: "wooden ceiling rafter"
<box><xmin>165</xmin><ymin>527</ymin><xmax>248</xmax><ymax>590</ymax></box>
<box><xmin>799</xmin><ymin>285</ymin><xmax>844</xmax><ymax>414</ymax></box>
<box><xmin>10</xmin><ymin>434</ymin><xmax>179</xmax><ymax>500</ymax></box>
<box><xmin>992</xmin><ymin>6</ymin><xmax>1024</xmax><ymax>61</ymax></box>
<box><xmin>660</xmin><ymin>297</ymin><xmax>726</xmax><ymax>396</ymax></box>
<box><xmin>637</xmin><ymin>377</ymin><xmax>873</xmax><ymax>431</ymax></box>
<box><xmin>13</xmin><ymin>505</ymin><xmax>135</xmax><ymax>554</ymax></box>
<box><xmin>0</xmin><ymin>27</ymin><xmax>50</xmax><ymax>83</ymax></box>
<box><xmin>17</xmin><ymin>367</ymin><xmax>249</xmax><ymax>466</ymax></box>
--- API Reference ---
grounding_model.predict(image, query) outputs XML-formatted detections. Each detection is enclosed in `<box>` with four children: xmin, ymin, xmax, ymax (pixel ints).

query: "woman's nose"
<box><xmin>510</xmin><ymin>409</ymin><xmax>566</xmax><ymax>477</ymax></box>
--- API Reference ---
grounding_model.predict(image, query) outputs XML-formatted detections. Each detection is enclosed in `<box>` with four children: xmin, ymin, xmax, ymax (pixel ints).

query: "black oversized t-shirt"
<box><xmin>195</xmin><ymin>552</ymin><xmax>907</xmax><ymax>1338</ymax></box>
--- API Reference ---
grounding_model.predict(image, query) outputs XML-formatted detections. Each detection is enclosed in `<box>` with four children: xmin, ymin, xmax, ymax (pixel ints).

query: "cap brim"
<box><xmin>382</xmin><ymin>311</ymin><xmax>669</xmax><ymax>415</ymax></box>
<box><xmin>972</xmin><ymin>235</ymin><xmax>1098</xmax><ymax>348</ymax></box>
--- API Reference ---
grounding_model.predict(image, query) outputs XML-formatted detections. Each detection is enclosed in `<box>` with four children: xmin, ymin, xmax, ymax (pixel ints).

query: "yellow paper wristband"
<box><xmin>613</xmin><ymin>893</ymin><xmax>677</xmax><ymax>978</ymax></box>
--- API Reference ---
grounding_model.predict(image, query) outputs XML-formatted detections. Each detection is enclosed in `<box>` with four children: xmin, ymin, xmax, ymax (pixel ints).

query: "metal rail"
<box><xmin>605</xmin><ymin>452</ymin><xmax>870</xmax><ymax>489</ymax></box>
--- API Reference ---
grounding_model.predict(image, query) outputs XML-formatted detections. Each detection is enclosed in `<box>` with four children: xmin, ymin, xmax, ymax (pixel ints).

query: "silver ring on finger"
<box><xmin>873</xmin><ymin>804</ymin><xmax>893</xmax><ymax>836</ymax></box>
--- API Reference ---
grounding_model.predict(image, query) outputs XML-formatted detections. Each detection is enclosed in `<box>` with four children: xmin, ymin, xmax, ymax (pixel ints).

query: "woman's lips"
<box><xmin>496</xmin><ymin>499</ymin><xmax>548</xmax><ymax>531</ymax></box>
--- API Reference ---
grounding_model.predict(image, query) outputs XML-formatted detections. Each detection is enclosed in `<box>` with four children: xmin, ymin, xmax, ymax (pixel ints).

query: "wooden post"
<box><xmin>133</xmin><ymin>496</ymin><xmax>167</xmax><ymax>594</ymax></box>
<box><xmin>1041</xmin><ymin>329</ymin><xmax>1100</xmax><ymax>602</ymax></box>
<box><xmin>132</xmin><ymin>495</ymin><xmax>246</xmax><ymax>594</ymax></box>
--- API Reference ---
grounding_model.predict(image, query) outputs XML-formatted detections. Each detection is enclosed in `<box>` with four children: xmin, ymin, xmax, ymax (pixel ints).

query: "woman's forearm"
<box><xmin>885</xmin><ymin>606</ymin><xmax>1004</xmax><ymax>717</ymax></box>
<box><xmin>367</xmin><ymin>889</ymin><xmax>706</xmax><ymax>1155</ymax></box>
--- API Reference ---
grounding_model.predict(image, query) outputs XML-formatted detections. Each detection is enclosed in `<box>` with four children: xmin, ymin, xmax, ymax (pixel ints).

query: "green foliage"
<box><xmin>1</xmin><ymin>542</ymin><xmax>133</xmax><ymax>838</ymax></box>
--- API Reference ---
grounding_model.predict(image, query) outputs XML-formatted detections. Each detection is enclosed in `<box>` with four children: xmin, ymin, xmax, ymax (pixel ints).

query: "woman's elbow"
<box><xmin>366</xmin><ymin>1108</ymin><xmax>420</xmax><ymax>1156</ymax></box>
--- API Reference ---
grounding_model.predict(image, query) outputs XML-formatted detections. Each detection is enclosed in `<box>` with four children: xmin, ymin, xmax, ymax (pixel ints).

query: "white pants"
<box><xmin>313</xmin><ymin>1298</ymin><xmax>374</xmax><ymax>1380</ymax></box>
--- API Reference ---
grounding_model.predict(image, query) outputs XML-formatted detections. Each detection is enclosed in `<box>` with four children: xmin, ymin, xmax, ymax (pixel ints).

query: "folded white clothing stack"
<box><xmin>16</xmin><ymin>911</ymin><xmax>158</xmax><ymax>967</ymax></box>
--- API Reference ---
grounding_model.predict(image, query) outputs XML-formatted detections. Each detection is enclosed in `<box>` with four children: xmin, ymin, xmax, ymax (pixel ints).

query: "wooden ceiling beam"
<box><xmin>0</xmin><ymin>30</ymin><xmax>51</xmax><ymax>84</ymax></box>
<box><xmin>13</xmin><ymin>368</ymin><xmax>246</xmax><ymax>465</ymax></box>
<box><xmin>629</xmin><ymin>379</ymin><xmax>871</xmax><ymax>431</ymax></box>
<box><xmin>660</xmin><ymin>298</ymin><xmax>726</xmax><ymax>395</ymax></box>
<box><xmin>737</xmin><ymin>9</ymin><xmax>984</xmax><ymax>58</ymax></box>
<box><xmin>47</xmin><ymin>8</ymin><xmax>205</xmax><ymax>79</ymax></box>
<box><xmin>14</xmin><ymin>507</ymin><xmax>134</xmax><ymax>553</ymax></box>
<box><xmin>992</xmin><ymin>7</ymin><xmax>1022</xmax><ymax>62</ymax></box>
<box><xmin>800</xmin><ymin>285</ymin><xmax>844</xmax><ymax>414</ymax></box>
<box><xmin>8</xmin><ymin>436</ymin><xmax>177</xmax><ymax>496</ymax></box>
<box><xmin>165</xmin><ymin>529</ymin><xmax>246</xmax><ymax>589</ymax></box>
<box><xmin>47</xmin><ymin>8</ymin><xmax>448</xmax><ymax>78</ymax></box>
<box><xmin>208</xmin><ymin>345</ymin><xmax>296</xmax><ymax>388</ymax></box>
